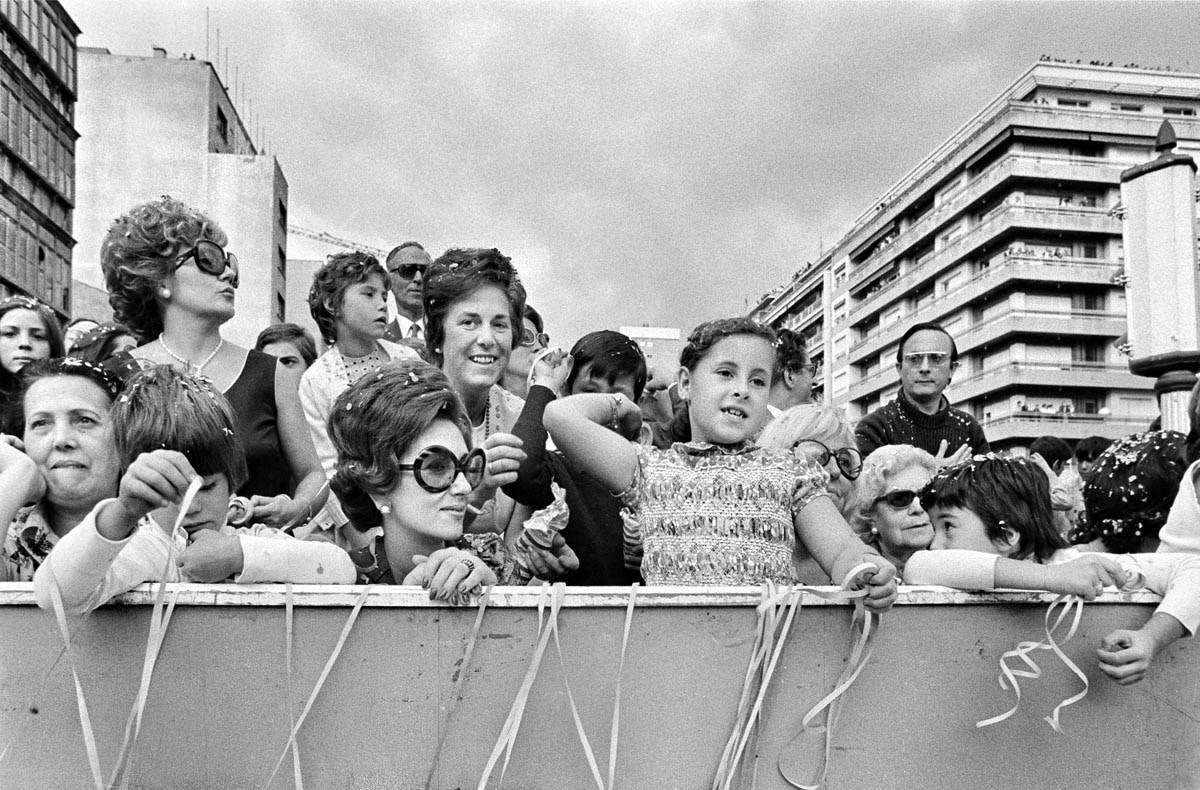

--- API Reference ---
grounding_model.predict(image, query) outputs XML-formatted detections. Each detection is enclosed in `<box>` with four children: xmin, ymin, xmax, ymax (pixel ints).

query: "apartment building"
<box><xmin>72</xmin><ymin>47</ymin><xmax>288</xmax><ymax>347</ymax></box>
<box><xmin>0</xmin><ymin>0</ymin><xmax>78</xmax><ymax>317</ymax></box>
<box><xmin>751</xmin><ymin>61</ymin><xmax>1200</xmax><ymax>449</ymax></box>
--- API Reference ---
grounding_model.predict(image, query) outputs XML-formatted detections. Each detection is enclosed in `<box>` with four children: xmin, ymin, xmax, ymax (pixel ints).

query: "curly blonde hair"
<box><xmin>100</xmin><ymin>196</ymin><xmax>227</xmax><ymax>342</ymax></box>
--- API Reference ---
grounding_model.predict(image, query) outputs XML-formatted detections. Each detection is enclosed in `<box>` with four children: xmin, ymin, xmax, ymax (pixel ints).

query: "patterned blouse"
<box><xmin>620</xmin><ymin>441</ymin><xmax>829</xmax><ymax>585</ymax></box>
<box><xmin>1</xmin><ymin>503</ymin><xmax>58</xmax><ymax>582</ymax></box>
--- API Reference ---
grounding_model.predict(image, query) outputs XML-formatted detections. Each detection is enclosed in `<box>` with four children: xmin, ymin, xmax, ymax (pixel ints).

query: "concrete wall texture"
<box><xmin>71</xmin><ymin>49</ymin><xmax>287</xmax><ymax>347</ymax></box>
<box><xmin>0</xmin><ymin>587</ymin><xmax>1197</xmax><ymax>788</ymax></box>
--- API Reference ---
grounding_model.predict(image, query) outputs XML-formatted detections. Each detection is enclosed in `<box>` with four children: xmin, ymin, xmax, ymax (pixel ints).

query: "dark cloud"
<box><xmin>67</xmin><ymin>0</ymin><xmax>1200</xmax><ymax>343</ymax></box>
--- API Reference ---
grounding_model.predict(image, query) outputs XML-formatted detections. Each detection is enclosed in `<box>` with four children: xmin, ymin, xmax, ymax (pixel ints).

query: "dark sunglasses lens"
<box><xmin>884</xmin><ymin>490</ymin><xmax>917</xmax><ymax>508</ymax></box>
<box><xmin>397</xmin><ymin>264</ymin><xmax>425</xmax><ymax>279</ymax></box>
<box><xmin>415</xmin><ymin>448</ymin><xmax>457</xmax><ymax>492</ymax></box>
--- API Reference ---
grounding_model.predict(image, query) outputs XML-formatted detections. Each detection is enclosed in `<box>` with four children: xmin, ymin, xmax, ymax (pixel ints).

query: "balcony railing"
<box><xmin>847</xmin><ymin>153</ymin><xmax>1124</xmax><ymax>291</ymax></box>
<box><xmin>849</xmin><ymin>258</ymin><xmax>1121</xmax><ymax>358</ymax></box>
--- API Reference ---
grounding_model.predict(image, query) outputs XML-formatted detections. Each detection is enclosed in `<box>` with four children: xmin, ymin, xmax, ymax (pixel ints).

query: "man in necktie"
<box><xmin>383</xmin><ymin>241</ymin><xmax>432</xmax><ymax>346</ymax></box>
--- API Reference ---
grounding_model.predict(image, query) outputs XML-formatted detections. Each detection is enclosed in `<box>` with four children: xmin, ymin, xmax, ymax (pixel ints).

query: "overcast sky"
<box><xmin>62</xmin><ymin>1</ymin><xmax>1200</xmax><ymax>345</ymax></box>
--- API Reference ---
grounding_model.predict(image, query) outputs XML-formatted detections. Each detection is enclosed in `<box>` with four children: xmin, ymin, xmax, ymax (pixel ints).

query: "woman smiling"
<box><xmin>422</xmin><ymin>249</ymin><xmax>530</xmax><ymax>536</ymax></box>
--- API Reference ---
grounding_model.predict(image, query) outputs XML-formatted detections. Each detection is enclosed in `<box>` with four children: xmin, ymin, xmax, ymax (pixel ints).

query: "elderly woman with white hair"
<box><xmin>843</xmin><ymin>445</ymin><xmax>938</xmax><ymax>576</ymax></box>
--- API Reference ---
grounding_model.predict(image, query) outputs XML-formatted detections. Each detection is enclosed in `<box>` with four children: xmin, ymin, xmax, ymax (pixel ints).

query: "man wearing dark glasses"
<box><xmin>383</xmin><ymin>241</ymin><xmax>433</xmax><ymax>345</ymax></box>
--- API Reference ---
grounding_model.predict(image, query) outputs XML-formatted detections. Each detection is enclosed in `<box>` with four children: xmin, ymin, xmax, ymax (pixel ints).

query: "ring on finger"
<box><xmin>461</xmin><ymin>557</ymin><xmax>476</xmax><ymax>572</ymax></box>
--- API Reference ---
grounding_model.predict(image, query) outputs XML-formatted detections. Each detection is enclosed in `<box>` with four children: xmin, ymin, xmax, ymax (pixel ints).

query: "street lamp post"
<box><xmin>1119</xmin><ymin>120</ymin><xmax>1200</xmax><ymax>432</ymax></box>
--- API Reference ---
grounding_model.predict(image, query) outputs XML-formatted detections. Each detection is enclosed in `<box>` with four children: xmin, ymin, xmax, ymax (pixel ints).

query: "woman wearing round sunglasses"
<box><xmin>100</xmin><ymin>197</ymin><xmax>326</xmax><ymax>530</ymax></box>
<box><xmin>844</xmin><ymin>445</ymin><xmax>938</xmax><ymax>575</ymax></box>
<box><xmin>327</xmin><ymin>359</ymin><xmax>574</xmax><ymax>600</ymax></box>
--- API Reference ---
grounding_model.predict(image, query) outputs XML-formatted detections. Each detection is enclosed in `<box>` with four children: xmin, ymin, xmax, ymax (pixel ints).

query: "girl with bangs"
<box><xmin>544</xmin><ymin>316</ymin><xmax>898</xmax><ymax>610</ymax></box>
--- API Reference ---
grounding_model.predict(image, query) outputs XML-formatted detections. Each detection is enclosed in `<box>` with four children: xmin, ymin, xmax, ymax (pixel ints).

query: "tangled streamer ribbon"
<box><xmin>976</xmin><ymin>594</ymin><xmax>1088</xmax><ymax>731</ymax></box>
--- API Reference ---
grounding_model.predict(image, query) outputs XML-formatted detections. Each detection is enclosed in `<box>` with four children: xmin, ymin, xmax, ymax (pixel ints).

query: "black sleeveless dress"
<box><xmin>106</xmin><ymin>349</ymin><xmax>291</xmax><ymax>498</ymax></box>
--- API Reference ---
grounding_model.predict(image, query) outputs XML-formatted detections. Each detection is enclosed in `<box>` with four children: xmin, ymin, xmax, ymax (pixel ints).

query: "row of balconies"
<box><xmin>846</xmin><ymin>310</ymin><xmax>1129</xmax><ymax>402</ymax></box>
<box><xmin>847</xmin><ymin>152</ymin><xmax>1125</xmax><ymax>291</ymax></box>
<box><xmin>840</xmin><ymin>98</ymin><xmax>1193</xmax><ymax>265</ymax></box>
<box><xmin>978</xmin><ymin>413</ymin><xmax>1154</xmax><ymax>445</ymax></box>
<box><xmin>846</xmin><ymin>257</ymin><xmax>1121</xmax><ymax>362</ymax></box>
<box><xmin>845</xmin><ymin>204</ymin><xmax>1120</xmax><ymax>326</ymax></box>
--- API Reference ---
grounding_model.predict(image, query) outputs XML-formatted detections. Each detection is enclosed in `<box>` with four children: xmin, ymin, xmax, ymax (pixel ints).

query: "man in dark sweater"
<box><xmin>855</xmin><ymin>322</ymin><xmax>989</xmax><ymax>460</ymax></box>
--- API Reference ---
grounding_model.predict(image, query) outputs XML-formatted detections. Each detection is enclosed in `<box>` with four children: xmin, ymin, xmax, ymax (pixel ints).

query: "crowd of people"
<box><xmin>2</xmin><ymin>195</ymin><xmax>1199</xmax><ymax>686</ymax></box>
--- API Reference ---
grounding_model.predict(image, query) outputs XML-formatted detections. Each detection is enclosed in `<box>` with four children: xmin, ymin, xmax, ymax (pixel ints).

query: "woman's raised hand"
<box><xmin>529</xmin><ymin>349</ymin><xmax>573</xmax><ymax>395</ymax></box>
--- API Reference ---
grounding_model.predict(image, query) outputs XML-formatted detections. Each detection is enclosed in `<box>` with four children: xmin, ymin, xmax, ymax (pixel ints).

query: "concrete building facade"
<box><xmin>72</xmin><ymin>47</ymin><xmax>287</xmax><ymax>347</ymax></box>
<box><xmin>751</xmin><ymin>61</ymin><xmax>1200</xmax><ymax>450</ymax></box>
<box><xmin>0</xmin><ymin>0</ymin><xmax>78</xmax><ymax>317</ymax></box>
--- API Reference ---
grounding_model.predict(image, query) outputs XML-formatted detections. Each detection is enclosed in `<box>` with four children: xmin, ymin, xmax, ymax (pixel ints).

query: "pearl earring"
<box><xmin>158</xmin><ymin>288</ymin><xmax>172</xmax><ymax>299</ymax></box>
<box><xmin>870</xmin><ymin>526</ymin><xmax>879</xmax><ymax>536</ymax></box>
<box><xmin>379</xmin><ymin>503</ymin><xmax>392</xmax><ymax>515</ymax></box>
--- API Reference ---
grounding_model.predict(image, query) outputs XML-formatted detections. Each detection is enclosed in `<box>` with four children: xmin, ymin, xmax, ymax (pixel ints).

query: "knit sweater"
<box><xmin>855</xmin><ymin>389</ymin><xmax>989</xmax><ymax>459</ymax></box>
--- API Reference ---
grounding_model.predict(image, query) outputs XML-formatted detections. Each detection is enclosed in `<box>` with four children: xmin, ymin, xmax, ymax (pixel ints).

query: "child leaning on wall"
<box><xmin>903</xmin><ymin>455</ymin><xmax>1200</xmax><ymax>685</ymax></box>
<box><xmin>34</xmin><ymin>365</ymin><xmax>355</xmax><ymax>615</ymax></box>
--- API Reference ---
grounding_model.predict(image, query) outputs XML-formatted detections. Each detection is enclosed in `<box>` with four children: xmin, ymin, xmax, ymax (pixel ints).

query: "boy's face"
<box><xmin>152</xmin><ymin>473</ymin><xmax>232</xmax><ymax>538</ymax></box>
<box><xmin>927</xmin><ymin>504</ymin><xmax>1009</xmax><ymax>556</ymax></box>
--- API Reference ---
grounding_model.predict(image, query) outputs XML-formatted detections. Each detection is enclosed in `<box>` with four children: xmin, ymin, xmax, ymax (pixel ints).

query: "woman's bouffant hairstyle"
<box><xmin>843</xmin><ymin>445</ymin><xmax>937</xmax><ymax>541</ymax></box>
<box><xmin>327</xmin><ymin>359</ymin><xmax>471</xmax><ymax>531</ymax></box>
<box><xmin>254</xmin><ymin>322</ymin><xmax>318</xmax><ymax>366</ymax></box>
<box><xmin>757</xmin><ymin>403</ymin><xmax>855</xmax><ymax>453</ymax></box>
<box><xmin>422</xmin><ymin>248</ymin><xmax>526</xmax><ymax>367</ymax></box>
<box><xmin>1072</xmin><ymin>430</ymin><xmax>1186</xmax><ymax>553</ymax></box>
<box><xmin>111</xmin><ymin>365</ymin><xmax>248</xmax><ymax>489</ymax></box>
<box><xmin>307</xmin><ymin>252</ymin><xmax>388</xmax><ymax>345</ymax></box>
<box><xmin>565</xmin><ymin>330</ymin><xmax>648</xmax><ymax>401</ymax></box>
<box><xmin>921</xmin><ymin>455</ymin><xmax>1066</xmax><ymax>562</ymax></box>
<box><xmin>679</xmin><ymin>317</ymin><xmax>776</xmax><ymax>373</ymax></box>
<box><xmin>67</xmin><ymin>323</ymin><xmax>135</xmax><ymax>366</ymax></box>
<box><xmin>100</xmin><ymin>196</ymin><xmax>227</xmax><ymax>342</ymax></box>
<box><xmin>17</xmin><ymin>357</ymin><xmax>124</xmax><ymax>422</ymax></box>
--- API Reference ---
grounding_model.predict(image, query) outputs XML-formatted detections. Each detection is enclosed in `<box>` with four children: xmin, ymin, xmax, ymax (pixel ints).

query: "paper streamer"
<box><xmin>976</xmin><ymin>594</ymin><xmax>1087</xmax><ymax>731</ymax></box>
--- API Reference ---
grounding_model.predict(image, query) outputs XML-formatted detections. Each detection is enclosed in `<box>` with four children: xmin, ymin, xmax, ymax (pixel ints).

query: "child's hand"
<box><xmin>178</xmin><ymin>529</ymin><xmax>244</xmax><ymax>582</ymax></box>
<box><xmin>477</xmin><ymin>433</ymin><xmax>526</xmax><ymax>493</ymax></box>
<box><xmin>113</xmin><ymin>450</ymin><xmax>198</xmax><ymax>527</ymax></box>
<box><xmin>1052</xmin><ymin>554</ymin><xmax>1126</xmax><ymax>599</ymax></box>
<box><xmin>529</xmin><ymin>350</ymin><xmax>573</xmax><ymax>396</ymax></box>
<box><xmin>514</xmin><ymin>531</ymin><xmax>580</xmax><ymax>581</ymax></box>
<box><xmin>1097</xmin><ymin>629</ymin><xmax>1156</xmax><ymax>685</ymax></box>
<box><xmin>406</xmin><ymin>548</ymin><xmax>497</xmax><ymax>604</ymax></box>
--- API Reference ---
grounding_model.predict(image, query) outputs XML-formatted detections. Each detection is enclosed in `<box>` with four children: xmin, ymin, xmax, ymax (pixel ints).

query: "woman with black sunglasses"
<box><xmin>99</xmin><ymin>196</ymin><xmax>327</xmax><ymax>530</ymax></box>
<box><xmin>843</xmin><ymin>444</ymin><xmax>939</xmax><ymax>575</ymax></box>
<box><xmin>326</xmin><ymin>359</ymin><xmax>573</xmax><ymax>600</ymax></box>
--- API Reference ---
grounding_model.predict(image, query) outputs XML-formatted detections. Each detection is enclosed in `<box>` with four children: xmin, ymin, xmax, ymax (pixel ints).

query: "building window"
<box><xmin>276</xmin><ymin>245</ymin><xmax>287</xmax><ymax>280</ymax></box>
<box><xmin>216</xmin><ymin>107</ymin><xmax>229</xmax><ymax>143</ymax></box>
<box><xmin>1056</xmin><ymin>98</ymin><xmax>1090</xmax><ymax>108</ymax></box>
<box><xmin>1080</xmin><ymin>243</ymin><xmax>1099</xmax><ymax>259</ymax></box>
<box><xmin>1164</xmin><ymin>106</ymin><xmax>1197</xmax><ymax>117</ymax></box>
<box><xmin>275</xmin><ymin>292</ymin><xmax>286</xmax><ymax>323</ymax></box>
<box><xmin>1111</xmin><ymin>103</ymin><xmax>1143</xmax><ymax>112</ymax></box>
